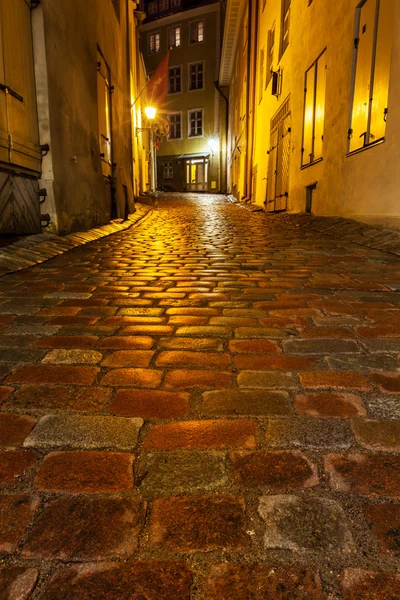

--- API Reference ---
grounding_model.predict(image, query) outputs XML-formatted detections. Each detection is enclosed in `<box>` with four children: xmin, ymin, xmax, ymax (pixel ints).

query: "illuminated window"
<box><xmin>266</xmin><ymin>24</ymin><xmax>275</xmax><ymax>87</ymax></box>
<box><xmin>189</xmin><ymin>62</ymin><xmax>204</xmax><ymax>90</ymax></box>
<box><xmin>188</xmin><ymin>109</ymin><xmax>203</xmax><ymax>137</ymax></box>
<box><xmin>148</xmin><ymin>1</ymin><xmax>158</xmax><ymax>14</ymax></box>
<box><xmin>168</xmin><ymin>113</ymin><xmax>182</xmax><ymax>139</ymax></box>
<box><xmin>190</xmin><ymin>20</ymin><xmax>204</xmax><ymax>43</ymax></box>
<box><xmin>280</xmin><ymin>0</ymin><xmax>291</xmax><ymax>57</ymax></box>
<box><xmin>348</xmin><ymin>0</ymin><xmax>395</xmax><ymax>152</ymax></box>
<box><xmin>148</xmin><ymin>32</ymin><xmax>160</xmax><ymax>54</ymax></box>
<box><xmin>163</xmin><ymin>161</ymin><xmax>173</xmax><ymax>179</ymax></box>
<box><xmin>168</xmin><ymin>66</ymin><xmax>181</xmax><ymax>94</ymax></box>
<box><xmin>168</xmin><ymin>26</ymin><xmax>181</xmax><ymax>48</ymax></box>
<box><xmin>301</xmin><ymin>50</ymin><xmax>327</xmax><ymax>166</ymax></box>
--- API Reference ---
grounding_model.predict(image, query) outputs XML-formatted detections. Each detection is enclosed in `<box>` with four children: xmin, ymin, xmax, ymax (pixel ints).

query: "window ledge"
<box><xmin>346</xmin><ymin>137</ymin><xmax>385</xmax><ymax>157</ymax></box>
<box><xmin>301</xmin><ymin>157</ymin><xmax>323</xmax><ymax>170</ymax></box>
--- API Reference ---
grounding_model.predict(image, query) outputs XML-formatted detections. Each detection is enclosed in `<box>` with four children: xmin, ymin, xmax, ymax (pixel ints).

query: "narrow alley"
<box><xmin>0</xmin><ymin>195</ymin><xmax>400</xmax><ymax>599</ymax></box>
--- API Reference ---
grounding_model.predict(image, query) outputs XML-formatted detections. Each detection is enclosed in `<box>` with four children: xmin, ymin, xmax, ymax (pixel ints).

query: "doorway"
<box><xmin>185</xmin><ymin>158</ymin><xmax>208</xmax><ymax>192</ymax></box>
<box><xmin>265</xmin><ymin>97</ymin><xmax>291</xmax><ymax>212</ymax></box>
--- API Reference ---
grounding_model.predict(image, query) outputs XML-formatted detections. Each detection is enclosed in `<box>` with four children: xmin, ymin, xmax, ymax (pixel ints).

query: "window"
<box><xmin>171</xmin><ymin>0</ymin><xmax>181</xmax><ymax>7</ymax></box>
<box><xmin>302</xmin><ymin>50</ymin><xmax>327</xmax><ymax>166</ymax></box>
<box><xmin>190</xmin><ymin>20</ymin><xmax>204</xmax><ymax>43</ymax></box>
<box><xmin>159</xmin><ymin>0</ymin><xmax>169</xmax><ymax>10</ymax></box>
<box><xmin>97</xmin><ymin>51</ymin><xmax>112</xmax><ymax>176</ymax></box>
<box><xmin>168</xmin><ymin>113</ymin><xmax>182</xmax><ymax>139</ymax></box>
<box><xmin>148</xmin><ymin>32</ymin><xmax>160</xmax><ymax>54</ymax></box>
<box><xmin>266</xmin><ymin>25</ymin><xmax>275</xmax><ymax>87</ymax></box>
<box><xmin>168</xmin><ymin>26</ymin><xmax>181</xmax><ymax>48</ymax></box>
<box><xmin>259</xmin><ymin>48</ymin><xmax>265</xmax><ymax>103</ymax></box>
<box><xmin>189</xmin><ymin>62</ymin><xmax>204</xmax><ymax>90</ymax></box>
<box><xmin>111</xmin><ymin>0</ymin><xmax>120</xmax><ymax>20</ymax></box>
<box><xmin>148</xmin><ymin>1</ymin><xmax>158</xmax><ymax>14</ymax></box>
<box><xmin>188</xmin><ymin>109</ymin><xmax>203</xmax><ymax>137</ymax></box>
<box><xmin>163</xmin><ymin>161</ymin><xmax>173</xmax><ymax>179</ymax></box>
<box><xmin>280</xmin><ymin>0</ymin><xmax>291</xmax><ymax>57</ymax></box>
<box><xmin>168</xmin><ymin>66</ymin><xmax>181</xmax><ymax>94</ymax></box>
<box><xmin>349</xmin><ymin>0</ymin><xmax>395</xmax><ymax>153</ymax></box>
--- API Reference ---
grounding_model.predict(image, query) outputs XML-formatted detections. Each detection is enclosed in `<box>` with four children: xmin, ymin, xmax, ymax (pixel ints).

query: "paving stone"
<box><xmin>364</xmin><ymin>504</ymin><xmax>400</xmax><ymax>557</ymax></box>
<box><xmin>36</xmin><ymin>335</ymin><xmax>99</xmax><ymax>348</ymax></box>
<box><xmin>204</xmin><ymin>564</ymin><xmax>324</xmax><ymax>600</ymax></box>
<box><xmin>149</xmin><ymin>496</ymin><xmax>248</xmax><ymax>552</ymax></box>
<box><xmin>283</xmin><ymin>339</ymin><xmax>361</xmax><ymax>354</ymax></box>
<box><xmin>0</xmin><ymin>494</ymin><xmax>39</xmax><ymax>553</ymax></box>
<box><xmin>237</xmin><ymin>371</ymin><xmax>298</xmax><ymax>389</ymax></box>
<box><xmin>366</xmin><ymin>397</ymin><xmax>400</xmax><ymax>419</ymax></box>
<box><xmin>7</xmin><ymin>385</ymin><xmax>111</xmax><ymax>412</ymax></box>
<box><xmin>164</xmin><ymin>369</ymin><xmax>232</xmax><ymax>390</ymax></box>
<box><xmin>327</xmin><ymin>355</ymin><xmax>399</xmax><ymax>371</ymax></box>
<box><xmin>324</xmin><ymin>453</ymin><xmax>400</xmax><ymax>497</ymax></box>
<box><xmin>120</xmin><ymin>325</ymin><xmax>174</xmax><ymax>336</ymax></box>
<box><xmin>96</xmin><ymin>336</ymin><xmax>154</xmax><ymax>349</ymax></box>
<box><xmin>295</xmin><ymin>392</ymin><xmax>366</xmax><ymax>418</ymax></box>
<box><xmin>0</xmin><ymin>450</ymin><xmax>38</xmax><ymax>488</ymax></box>
<box><xmin>23</xmin><ymin>415</ymin><xmax>143</xmax><ymax>450</ymax></box>
<box><xmin>369</xmin><ymin>372</ymin><xmax>400</xmax><ymax>394</ymax></box>
<box><xmin>41</xmin><ymin>349</ymin><xmax>103</xmax><ymax>364</ymax></box>
<box><xmin>0</xmin><ymin>385</ymin><xmax>12</xmax><ymax>403</ymax></box>
<box><xmin>234</xmin><ymin>355</ymin><xmax>318</xmax><ymax>370</ymax></box>
<box><xmin>230</xmin><ymin>450</ymin><xmax>318</xmax><ymax>489</ymax></box>
<box><xmin>228</xmin><ymin>339</ymin><xmax>282</xmax><ymax>354</ymax></box>
<box><xmin>258</xmin><ymin>494</ymin><xmax>354</xmax><ymax>553</ymax></box>
<box><xmin>300</xmin><ymin>371</ymin><xmax>371</xmax><ymax>391</ymax></box>
<box><xmin>34</xmin><ymin>451</ymin><xmax>134</xmax><ymax>493</ymax></box>
<box><xmin>0</xmin><ymin>348</ymin><xmax>45</xmax><ymax>364</ymax></box>
<box><xmin>101</xmin><ymin>350</ymin><xmax>155</xmax><ymax>367</ymax></box>
<box><xmin>340</xmin><ymin>568</ymin><xmax>400</xmax><ymax>599</ymax></box>
<box><xmin>234</xmin><ymin>327</ymin><xmax>293</xmax><ymax>339</ymax></box>
<box><xmin>0</xmin><ymin>567</ymin><xmax>38</xmax><ymax>600</ymax></box>
<box><xmin>159</xmin><ymin>336</ymin><xmax>224</xmax><ymax>351</ymax></box>
<box><xmin>101</xmin><ymin>368</ymin><xmax>162</xmax><ymax>387</ymax></box>
<box><xmin>6</xmin><ymin>365</ymin><xmax>100</xmax><ymax>385</ymax></box>
<box><xmin>143</xmin><ymin>420</ymin><xmax>257</xmax><ymax>450</ymax></box>
<box><xmin>21</xmin><ymin>496</ymin><xmax>144</xmax><ymax>560</ymax></box>
<box><xmin>202</xmin><ymin>389</ymin><xmax>292</xmax><ymax>415</ymax></box>
<box><xmin>0</xmin><ymin>413</ymin><xmax>37</xmax><ymax>447</ymax></box>
<box><xmin>110</xmin><ymin>381</ymin><xmax>189</xmax><ymax>415</ymax></box>
<box><xmin>4</xmin><ymin>324</ymin><xmax>61</xmax><ymax>336</ymax></box>
<box><xmin>266</xmin><ymin>417</ymin><xmax>353</xmax><ymax>450</ymax></box>
<box><xmin>156</xmin><ymin>350</ymin><xmax>231</xmax><ymax>369</ymax></box>
<box><xmin>352</xmin><ymin>419</ymin><xmax>400</xmax><ymax>452</ymax></box>
<box><xmin>136</xmin><ymin>451</ymin><xmax>227</xmax><ymax>495</ymax></box>
<box><xmin>39</xmin><ymin>561</ymin><xmax>193</xmax><ymax>600</ymax></box>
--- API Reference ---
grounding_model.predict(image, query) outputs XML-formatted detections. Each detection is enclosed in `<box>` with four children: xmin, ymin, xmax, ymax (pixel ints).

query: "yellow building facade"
<box><xmin>220</xmin><ymin>0</ymin><xmax>400</xmax><ymax>226</ymax></box>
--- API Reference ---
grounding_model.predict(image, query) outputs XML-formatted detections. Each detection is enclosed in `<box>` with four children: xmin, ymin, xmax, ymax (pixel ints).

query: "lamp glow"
<box><xmin>145</xmin><ymin>106</ymin><xmax>157</xmax><ymax>120</ymax></box>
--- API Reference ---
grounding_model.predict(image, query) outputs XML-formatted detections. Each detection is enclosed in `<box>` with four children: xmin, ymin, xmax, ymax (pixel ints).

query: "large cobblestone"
<box><xmin>1</xmin><ymin>194</ymin><xmax>400</xmax><ymax>597</ymax></box>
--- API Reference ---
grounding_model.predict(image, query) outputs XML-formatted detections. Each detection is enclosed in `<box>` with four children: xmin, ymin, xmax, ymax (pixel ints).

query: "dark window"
<box><xmin>168</xmin><ymin>113</ymin><xmax>182</xmax><ymax>139</ymax></box>
<box><xmin>168</xmin><ymin>67</ymin><xmax>181</xmax><ymax>93</ymax></box>
<box><xmin>163</xmin><ymin>161</ymin><xmax>173</xmax><ymax>178</ymax></box>
<box><xmin>280</xmin><ymin>0</ymin><xmax>291</xmax><ymax>57</ymax></box>
<box><xmin>266</xmin><ymin>25</ymin><xmax>275</xmax><ymax>87</ymax></box>
<box><xmin>189</xmin><ymin>110</ymin><xmax>203</xmax><ymax>137</ymax></box>
<box><xmin>189</xmin><ymin>63</ymin><xmax>204</xmax><ymax>90</ymax></box>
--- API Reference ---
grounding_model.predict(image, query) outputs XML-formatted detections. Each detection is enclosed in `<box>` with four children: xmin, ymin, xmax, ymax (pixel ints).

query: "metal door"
<box><xmin>0</xmin><ymin>0</ymin><xmax>41</xmax><ymax>234</ymax></box>
<box><xmin>265</xmin><ymin>98</ymin><xmax>291</xmax><ymax>212</ymax></box>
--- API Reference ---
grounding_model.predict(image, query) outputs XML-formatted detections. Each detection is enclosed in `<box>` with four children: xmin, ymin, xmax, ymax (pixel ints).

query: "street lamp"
<box><xmin>145</xmin><ymin>106</ymin><xmax>157</xmax><ymax>120</ymax></box>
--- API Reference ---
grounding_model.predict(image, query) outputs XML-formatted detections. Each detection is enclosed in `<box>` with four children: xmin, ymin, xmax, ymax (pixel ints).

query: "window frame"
<box><xmin>301</xmin><ymin>48</ymin><xmax>327</xmax><ymax>168</ymax></box>
<box><xmin>162</xmin><ymin>161</ymin><xmax>173</xmax><ymax>179</ymax></box>
<box><xmin>111</xmin><ymin>0</ymin><xmax>120</xmax><ymax>21</ymax></box>
<box><xmin>168</xmin><ymin>25</ymin><xmax>181</xmax><ymax>48</ymax></box>
<box><xmin>148</xmin><ymin>32</ymin><xmax>161</xmax><ymax>55</ymax></box>
<box><xmin>188</xmin><ymin>108</ymin><xmax>204</xmax><ymax>138</ymax></box>
<box><xmin>266</xmin><ymin>24</ymin><xmax>276</xmax><ymax>88</ymax></box>
<box><xmin>168</xmin><ymin>65</ymin><xmax>182</xmax><ymax>95</ymax></box>
<box><xmin>159</xmin><ymin>0</ymin><xmax>169</xmax><ymax>11</ymax></box>
<box><xmin>168</xmin><ymin>112</ymin><xmax>183</xmax><ymax>140</ymax></box>
<box><xmin>189</xmin><ymin>19</ymin><xmax>205</xmax><ymax>44</ymax></box>
<box><xmin>280</xmin><ymin>0</ymin><xmax>291</xmax><ymax>58</ymax></box>
<box><xmin>188</xmin><ymin>61</ymin><xmax>205</xmax><ymax>92</ymax></box>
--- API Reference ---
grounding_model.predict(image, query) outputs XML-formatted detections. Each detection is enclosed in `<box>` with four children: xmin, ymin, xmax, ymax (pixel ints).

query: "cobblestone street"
<box><xmin>1</xmin><ymin>194</ymin><xmax>400</xmax><ymax>599</ymax></box>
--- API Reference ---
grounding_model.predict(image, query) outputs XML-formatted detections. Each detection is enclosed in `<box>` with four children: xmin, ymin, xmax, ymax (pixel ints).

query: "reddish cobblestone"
<box><xmin>164</xmin><ymin>369</ymin><xmax>232</xmax><ymax>389</ymax></box>
<box><xmin>35</xmin><ymin>335</ymin><xmax>99</xmax><ymax>348</ymax></box>
<box><xmin>95</xmin><ymin>335</ymin><xmax>154</xmax><ymax>349</ymax></box>
<box><xmin>0</xmin><ymin>386</ymin><xmax>13</xmax><ymax>403</ymax></box>
<box><xmin>300</xmin><ymin>371</ymin><xmax>371</xmax><ymax>390</ymax></box>
<box><xmin>229</xmin><ymin>339</ymin><xmax>282</xmax><ymax>354</ymax></box>
<box><xmin>0</xmin><ymin>495</ymin><xmax>39</xmax><ymax>553</ymax></box>
<box><xmin>120</xmin><ymin>325</ymin><xmax>174</xmax><ymax>335</ymax></box>
<box><xmin>101</xmin><ymin>368</ymin><xmax>162</xmax><ymax>387</ymax></box>
<box><xmin>39</xmin><ymin>561</ymin><xmax>193</xmax><ymax>600</ymax></box>
<box><xmin>110</xmin><ymin>389</ymin><xmax>190</xmax><ymax>418</ymax></box>
<box><xmin>101</xmin><ymin>350</ymin><xmax>154</xmax><ymax>367</ymax></box>
<box><xmin>0</xmin><ymin>566</ymin><xmax>38</xmax><ymax>600</ymax></box>
<box><xmin>21</xmin><ymin>497</ymin><xmax>144</xmax><ymax>560</ymax></box>
<box><xmin>0</xmin><ymin>450</ymin><xmax>38</xmax><ymax>488</ymax></box>
<box><xmin>230</xmin><ymin>450</ymin><xmax>318</xmax><ymax>489</ymax></box>
<box><xmin>340</xmin><ymin>568</ymin><xmax>400</xmax><ymax>599</ymax></box>
<box><xmin>235</xmin><ymin>355</ymin><xmax>318</xmax><ymax>370</ymax></box>
<box><xmin>364</xmin><ymin>504</ymin><xmax>400</xmax><ymax>556</ymax></box>
<box><xmin>352</xmin><ymin>419</ymin><xmax>400</xmax><ymax>452</ymax></box>
<box><xmin>295</xmin><ymin>392</ymin><xmax>366</xmax><ymax>418</ymax></box>
<box><xmin>0</xmin><ymin>413</ymin><xmax>37</xmax><ymax>447</ymax></box>
<box><xmin>6</xmin><ymin>365</ymin><xmax>100</xmax><ymax>385</ymax></box>
<box><xmin>324</xmin><ymin>453</ymin><xmax>400</xmax><ymax>497</ymax></box>
<box><xmin>5</xmin><ymin>385</ymin><xmax>111</xmax><ymax>412</ymax></box>
<box><xmin>369</xmin><ymin>372</ymin><xmax>400</xmax><ymax>393</ymax></box>
<box><xmin>149</xmin><ymin>496</ymin><xmax>248</xmax><ymax>552</ymax></box>
<box><xmin>299</xmin><ymin>327</ymin><xmax>357</xmax><ymax>338</ymax></box>
<box><xmin>143</xmin><ymin>420</ymin><xmax>257</xmax><ymax>450</ymax></box>
<box><xmin>156</xmin><ymin>350</ymin><xmax>231</xmax><ymax>369</ymax></box>
<box><xmin>204</xmin><ymin>564</ymin><xmax>324</xmax><ymax>599</ymax></box>
<box><xmin>34</xmin><ymin>451</ymin><xmax>134</xmax><ymax>493</ymax></box>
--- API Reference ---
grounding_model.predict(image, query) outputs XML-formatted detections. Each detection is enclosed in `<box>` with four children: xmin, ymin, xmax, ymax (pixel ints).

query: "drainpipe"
<box><xmin>126</xmin><ymin>0</ymin><xmax>134</xmax><ymax>216</ymax></box>
<box><xmin>214</xmin><ymin>80</ymin><xmax>228</xmax><ymax>193</ymax></box>
<box><xmin>243</xmin><ymin>0</ymin><xmax>258</xmax><ymax>203</ymax></box>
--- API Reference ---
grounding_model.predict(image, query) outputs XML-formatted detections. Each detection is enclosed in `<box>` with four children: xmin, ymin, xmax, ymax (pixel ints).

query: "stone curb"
<box><xmin>0</xmin><ymin>203</ymin><xmax>153</xmax><ymax>278</ymax></box>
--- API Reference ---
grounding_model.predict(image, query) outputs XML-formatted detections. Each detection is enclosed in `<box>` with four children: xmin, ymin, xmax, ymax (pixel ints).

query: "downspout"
<box><xmin>126</xmin><ymin>0</ymin><xmax>134</xmax><ymax>216</ymax></box>
<box><xmin>214</xmin><ymin>80</ymin><xmax>228</xmax><ymax>193</ymax></box>
<box><xmin>243</xmin><ymin>0</ymin><xmax>258</xmax><ymax>203</ymax></box>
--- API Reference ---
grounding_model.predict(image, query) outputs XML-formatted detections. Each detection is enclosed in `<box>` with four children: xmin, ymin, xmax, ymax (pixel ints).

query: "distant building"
<box><xmin>0</xmin><ymin>0</ymin><xmax>149</xmax><ymax>235</ymax></box>
<box><xmin>140</xmin><ymin>0</ymin><xmax>223</xmax><ymax>192</ymax></box>
<box><xmin>220</xmin><ymin>0</ymin><xmax>400</xmax><ymax>226</ymax></box>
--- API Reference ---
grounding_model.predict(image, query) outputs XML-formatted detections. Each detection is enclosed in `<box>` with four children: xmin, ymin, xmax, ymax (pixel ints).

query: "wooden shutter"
<box><xmin>303</xmin><ymin>64</ymin><xmax>315</xmax><ymax>165</ymax></box>
<box><xmin>314</xmin><ymin>58</ymin><xmax>326</xmax><ymax>161</ymax></box>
